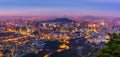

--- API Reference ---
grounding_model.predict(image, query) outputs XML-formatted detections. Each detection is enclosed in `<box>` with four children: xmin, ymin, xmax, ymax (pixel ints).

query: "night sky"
<box><xmin>0</xmin><ymin>0</ymin><xmax>120</xmax><ymax>16</ymax></box>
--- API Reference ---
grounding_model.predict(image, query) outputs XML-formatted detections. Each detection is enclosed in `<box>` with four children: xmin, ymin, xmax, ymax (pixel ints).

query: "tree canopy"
<box><xmin>94</xmin><ymin>33</ymin><xmax>120</xmax><ymax>57</ymax></box>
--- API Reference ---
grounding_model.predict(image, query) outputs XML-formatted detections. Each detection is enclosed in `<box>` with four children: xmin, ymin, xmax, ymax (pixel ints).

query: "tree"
<box><xmin>94</xmin><ymin>33</ymin><xmax>120</xmax><ymax>57</ymax></box>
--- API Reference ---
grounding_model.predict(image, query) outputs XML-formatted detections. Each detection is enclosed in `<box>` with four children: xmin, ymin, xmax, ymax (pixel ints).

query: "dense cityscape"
<box><xmin>0</xmin><ymin>0</ymin><xmax>120</xmax><ymax>57</ymax></box>
<box><xmin>0</xmin><ymin>16</ymin><xmax>120</xmax><ymax>57</ymax></box>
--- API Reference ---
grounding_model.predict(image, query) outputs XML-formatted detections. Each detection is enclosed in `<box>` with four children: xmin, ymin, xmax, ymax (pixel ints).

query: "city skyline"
<box><xmin>0</xmin><ymin>0</ymin><xmax>120</xmax><ymax>57</ymax></box>
<box><xmin>0</xmin><ymin>0</ymin><xmax>120</xmax><ymax>17</ymax></box>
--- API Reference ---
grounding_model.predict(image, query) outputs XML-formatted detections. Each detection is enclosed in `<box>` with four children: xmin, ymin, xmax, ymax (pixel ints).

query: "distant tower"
<box><xmin>63</xmin><ymin>14</ymin><xmax>67</xmax><ymax>18</ymax></box>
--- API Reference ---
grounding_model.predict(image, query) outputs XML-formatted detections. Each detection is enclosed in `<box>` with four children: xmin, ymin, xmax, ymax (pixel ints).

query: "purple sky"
<box><xmin>0</xmin><ymin>0</ymin><xmax>120</xmax><ymax>17</ymax></box>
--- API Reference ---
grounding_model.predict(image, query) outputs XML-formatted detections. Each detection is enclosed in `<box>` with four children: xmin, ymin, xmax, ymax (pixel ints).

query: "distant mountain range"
<box><xmin>114</xmin><ymin>18</ymin><xmax>120</xmax><ymax>21</ymax></box>
<box><xmin>45</xmin><ymin>18</ymin><xmax>75</xmax><ymax>23</ymax></box>
<box><xmin>79</xmin><ymin>16</ymin><xmax>108</xmax><ymax>20</ymax></box>
<box><xmin>39</xmin><ymin>16</ymin><xmax>119</xmax><ymax>22</ymax></box>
